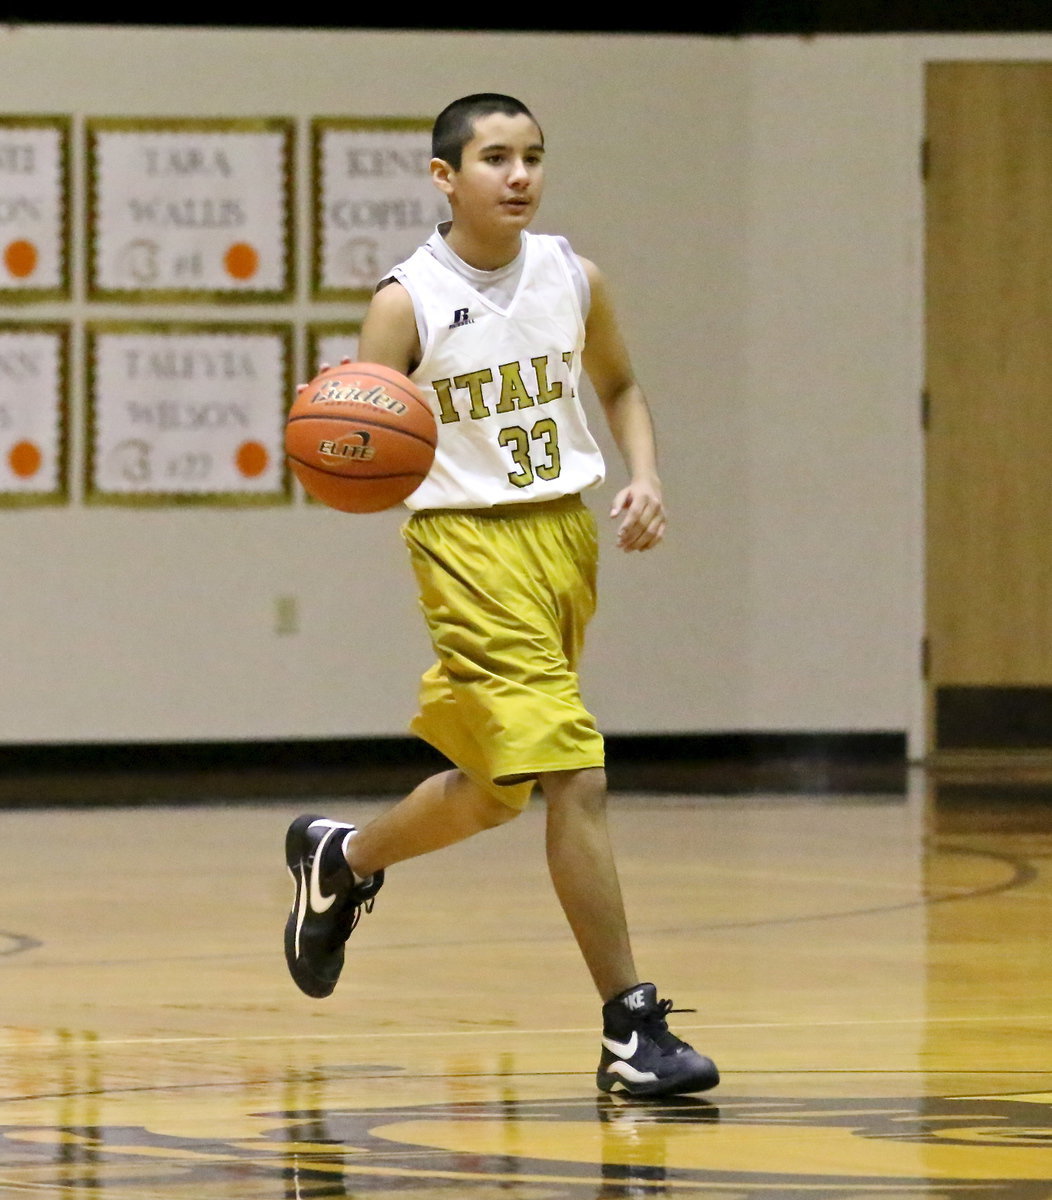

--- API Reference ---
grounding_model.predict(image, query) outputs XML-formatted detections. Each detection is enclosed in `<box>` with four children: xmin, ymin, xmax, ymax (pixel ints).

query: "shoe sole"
<box><xmin>596</xmin><ymin>1062</ymin><xmax>720</xmax><ymax>1097</ymax></box>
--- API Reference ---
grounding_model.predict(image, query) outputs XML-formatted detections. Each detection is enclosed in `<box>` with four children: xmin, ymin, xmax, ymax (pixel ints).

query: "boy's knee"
<box><xmin>454</xmin><ymin>771</ymin><xmax>523</xmax><ymax>828</ymax></box>
<box><xmin>539</xmin><ymin>766</ymin><xmax>608</xmax><ymax>812</ymax></box>
<box><xmin>487</xmin><ymin>792</ymin><xmax>524</xmax><ymax>825</ymax></box>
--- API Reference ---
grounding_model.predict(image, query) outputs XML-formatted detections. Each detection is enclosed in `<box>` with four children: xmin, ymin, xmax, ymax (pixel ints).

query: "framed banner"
<box><xmin>85</xmin><ymin>322</ymin><xmax>293</xmax><ymax>505</ymax></box>
<box><xmin>0</xmin><ymin>116</ymin><xmax>71</xmax><ymax>301</ymax></box>
<box><xmin>0</xmin><ymin>323</ymin><xmax>69</xmax><ymax>506</ymax></box>
<box><xmin>297</xmin><ymin>323</ymin><xmax>363</xmax><ymax>507</ymax></box>
<box><xmin>86</xmin><ymin>118</ymin><xmax>294</xmax><ymax>302</ymax></box>
<box><xmin>311</xmin><ymin>117</ymin><xmax>446</xmax><ymax>302</ymax></box>
<box><xmin>305</xmin><ymin>321</ymin><xmax>361</xmax><ymax>379</ymax></box>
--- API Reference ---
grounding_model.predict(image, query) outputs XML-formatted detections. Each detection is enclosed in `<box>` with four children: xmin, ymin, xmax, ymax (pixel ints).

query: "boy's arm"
<box><xmin>300</xmin><ymin>279</ymin><xmax>420</xmax><ymax>394</ymax></box>
<box><xmin>579</xmin><ymin>257</ymin><xmax>667</xmax><ymax>552</ymax></box>
<box><xmin>357</xmin><ymin>278</ymin><xmax>421</xmax><ymax>376</ymax></box>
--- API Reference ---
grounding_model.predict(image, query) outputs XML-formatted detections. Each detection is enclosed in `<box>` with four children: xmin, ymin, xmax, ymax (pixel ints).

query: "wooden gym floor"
<box><xmin>0</xmin><ymin>768</ymin><xmax>1050</xmax><ymax>1198</ymax></box>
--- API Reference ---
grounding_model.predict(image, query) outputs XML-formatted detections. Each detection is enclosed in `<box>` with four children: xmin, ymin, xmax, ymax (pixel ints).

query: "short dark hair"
<box><xmin>432</xmin><ymin>93</ymin><xmax>542</xmax><ymax>170</ymax></box>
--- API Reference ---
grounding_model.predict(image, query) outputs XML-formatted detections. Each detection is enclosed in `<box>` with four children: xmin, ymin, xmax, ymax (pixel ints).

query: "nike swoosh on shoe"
<box><xmin>308</xmin><ymin>825</ymin><xmax>341</xmax><ymax>915</ymax></box>
<box><xmin>293</xmin><ymin>864</ymin><xmax>308</xmax><ymax>959</ymax></box>
<box><xmin>601</xmin><ymin>1031</ymin><xmax>639</xmax><ymax>1058</ymax></box>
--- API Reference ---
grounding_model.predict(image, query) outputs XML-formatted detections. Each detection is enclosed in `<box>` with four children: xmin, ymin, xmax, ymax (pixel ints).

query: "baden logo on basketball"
<box><xmin>318</xmin><ymin>431</ymin><xmax>374</xmax><ymax>463</ymax></box>
<box><xmin>312</xmin><ymin>379</ymin><xmax>408</xmax><ymax>415</ymax></box>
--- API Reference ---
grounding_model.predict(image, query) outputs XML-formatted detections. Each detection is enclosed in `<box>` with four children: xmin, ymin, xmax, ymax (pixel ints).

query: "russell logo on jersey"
<box><xmin>449</xmin><ymin>307</ymin><xmax>475</xmax><ymax>328</ymax></box>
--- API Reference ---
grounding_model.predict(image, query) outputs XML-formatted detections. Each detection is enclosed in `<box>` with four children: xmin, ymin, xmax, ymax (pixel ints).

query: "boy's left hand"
<box><xmin>610</xmin><ymin>480</ymin><xmax>666</xmax><ymax>552</ymax></box>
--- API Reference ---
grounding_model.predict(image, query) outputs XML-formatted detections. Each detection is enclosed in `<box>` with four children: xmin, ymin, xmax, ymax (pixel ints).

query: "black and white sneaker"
<box><xmin>596</xmin><ymin>983</ymin><xmax>719</xmax><ymax>1097</ymax></box>
<box><xmin>284</xmin><ymin>814</ymin><xmax>384</xmax><ymax>999</ymax></box>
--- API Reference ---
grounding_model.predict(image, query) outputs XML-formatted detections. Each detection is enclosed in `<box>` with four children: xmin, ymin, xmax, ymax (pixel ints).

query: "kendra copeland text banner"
<box><xmin>86</xmin><ymin>323</ymin><xmax>292</xmax><ymax>505</ymax></box>
<box><xmin>87</xmin><ymin>119</ymin><xmax>294</xmax><ymax>302</ymax></box>
<box><xmin>312</xmin><ymin>117</ymin><xmax>447</xmax><ymax>302</ymax></box>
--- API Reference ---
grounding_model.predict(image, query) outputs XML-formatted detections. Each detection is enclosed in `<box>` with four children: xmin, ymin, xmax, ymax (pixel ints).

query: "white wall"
<box><xmin>739</xmin><ymin>36</ymin><xmax>925</xmax><ymax>738</ymax></box>
<box><xmin>2</xmin><ymin>25</ymin><xmax>1045</xmax><ymax>753</ymax></box>
<box><xmin>737</xmin><ymin>32</ymin><xmax>1052</xmax><ymax>753</ymax></box>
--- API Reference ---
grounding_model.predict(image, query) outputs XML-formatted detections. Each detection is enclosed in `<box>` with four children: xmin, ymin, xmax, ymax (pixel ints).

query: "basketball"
<box><xmin>285</xmin><ymin>362</ymin><xmax>437</xmax><ymax>513</ymax></box>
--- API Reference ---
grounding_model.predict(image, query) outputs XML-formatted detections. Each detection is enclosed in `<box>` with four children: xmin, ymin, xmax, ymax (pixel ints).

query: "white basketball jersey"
<box><xmin>391</xmin><ymin>230</ymin><xmax>606</xmax><ymax>510</ymax></box>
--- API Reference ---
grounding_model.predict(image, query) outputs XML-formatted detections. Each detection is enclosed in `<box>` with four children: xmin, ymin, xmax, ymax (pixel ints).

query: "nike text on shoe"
<box><xmin>596</xmin><ymin>982</ymin><xmax>719</xmax><ymax>1097</ymax></box>
<box><xmin>284</xmin><ymin>814</ymin><xmax>384</xmax><ymax>999</ymax></box>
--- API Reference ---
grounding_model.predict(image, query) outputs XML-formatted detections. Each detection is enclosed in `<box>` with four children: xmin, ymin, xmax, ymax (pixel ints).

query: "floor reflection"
<box><xmin>596</xmin><ymin>1094</ymin><xmax>720</xmax><ymax>1198</ymax></box>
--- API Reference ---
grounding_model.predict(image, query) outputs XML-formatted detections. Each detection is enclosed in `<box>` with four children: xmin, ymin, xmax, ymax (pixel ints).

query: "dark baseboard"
<box><xmin>935</xmin><ymin>685</ymin><xmax>1052</xmax><ymax>751</ymax></box>
<box><xmin>603</xmin><ymin>731</ymin><xmax>907</xmax><ymax>795</ymax></box>
<box><xmin>0</xmin><ymin>732</ymin><xmax>907</xmax><ymax>807</ymax></box>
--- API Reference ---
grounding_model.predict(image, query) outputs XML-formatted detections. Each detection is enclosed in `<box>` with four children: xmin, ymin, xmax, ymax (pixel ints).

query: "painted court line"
<box><xmin>1</xmin><ymin>1009</ymin><xmax>1050</xmax><ymax>1050</ymax></box>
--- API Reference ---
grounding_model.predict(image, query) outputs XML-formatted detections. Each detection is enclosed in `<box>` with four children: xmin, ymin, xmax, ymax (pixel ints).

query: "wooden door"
<box><xmin>925</xmin><ymin>61</ymin><xmax>1052</xmax><ymax>758</ymax></box>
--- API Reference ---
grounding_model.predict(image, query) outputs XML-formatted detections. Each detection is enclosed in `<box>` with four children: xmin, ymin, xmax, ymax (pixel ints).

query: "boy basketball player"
<box><xmin>284</xmin><ymin>94</ymin><xmax>718</xmax><ymax>1098</ymax></box>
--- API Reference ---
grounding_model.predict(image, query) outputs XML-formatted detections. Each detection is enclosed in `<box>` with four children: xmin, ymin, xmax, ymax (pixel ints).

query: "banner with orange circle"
<box><xmin>0</xmin><ymin>117</ymin><xmax>70</xmax><ymax>300</ymax></box>
<box><xmin>85</xmin><ymin>323</ymin><xmax>292</xmax><ymax>504</ymax></box>
<box><xmin>0</xmin><ymin>324</ymin><xmax>68</xmax><ymax>504</ymax></box>
<box><xmin>87</xmin><ymin>119</ymin><xmax>293</xmax><ymax>302</ymax></box>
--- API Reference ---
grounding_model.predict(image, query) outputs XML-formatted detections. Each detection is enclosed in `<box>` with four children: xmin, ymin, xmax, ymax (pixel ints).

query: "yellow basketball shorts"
<box><xmin>401</xmin><ymin>493</ymin><xmax>606</xmax><ymax>810</ymax></box>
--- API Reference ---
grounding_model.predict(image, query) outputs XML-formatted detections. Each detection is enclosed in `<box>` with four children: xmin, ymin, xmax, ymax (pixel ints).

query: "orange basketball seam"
<box><xmin>285</xmin><ymin>414</ymin><xmax>437</xmax><ymax>449</ymax></box>
<box><xmin>287</xmin><ymin>455</ymin><xmax>426</xmax><ymax>481</ymax></box>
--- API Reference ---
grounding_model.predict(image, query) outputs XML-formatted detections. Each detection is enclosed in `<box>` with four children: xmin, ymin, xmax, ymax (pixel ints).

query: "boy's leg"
<box><xmin>284</xmin><ymin>769</ymin><xmax>517</xmax><ymax>999</ymax></box>
<box><xmin>540</xmin><ymin>766</ymin><xmax>719</xmax><ymax>1097</ymax></box>
<box><xmin>345</xmin><ymin>768</ymin><xmax>518</xmax><ymax>877</ymax></box>
<box><xmin>539</xmin><ymin>766</ymin><xmax>637</xmax><ymax>1001</ymax></box>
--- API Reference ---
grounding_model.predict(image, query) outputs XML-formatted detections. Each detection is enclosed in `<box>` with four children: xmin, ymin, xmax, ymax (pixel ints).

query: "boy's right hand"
<box><xmin>296</xmin><ymin>357</ymin><xmax>353</xmax><ymax>394</ymax></box>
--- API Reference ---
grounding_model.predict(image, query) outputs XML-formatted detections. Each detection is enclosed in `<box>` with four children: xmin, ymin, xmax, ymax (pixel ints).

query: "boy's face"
<box><xmin>433</xmin><ymin>111</ymin><xmax>545</xmax><ymax>234</ymax></box>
